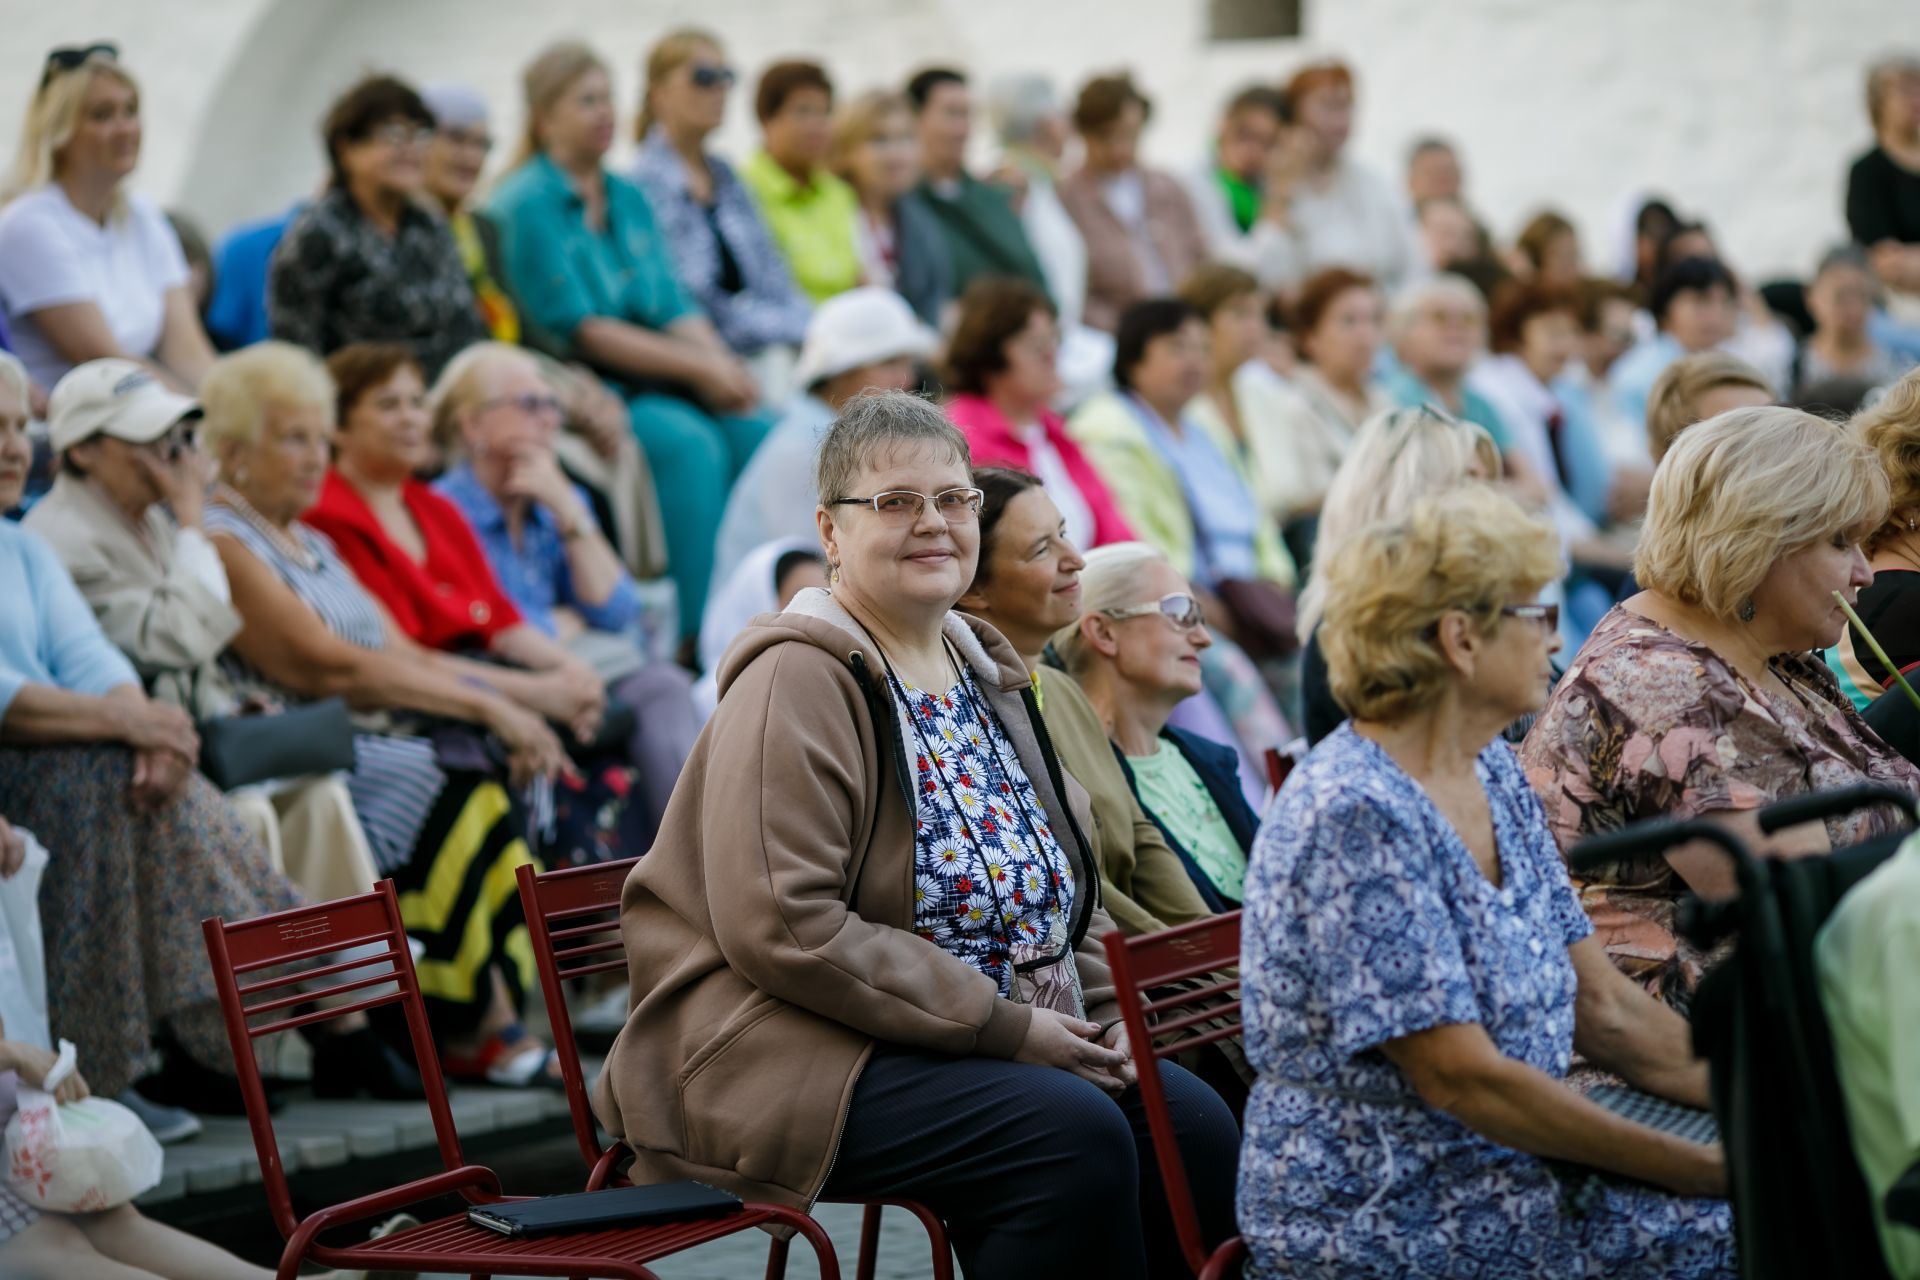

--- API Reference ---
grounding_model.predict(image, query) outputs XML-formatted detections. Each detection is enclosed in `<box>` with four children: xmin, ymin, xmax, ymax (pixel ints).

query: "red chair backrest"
<box><xmin>201</xmin><ymin>881</ymin><xmax>466</xmax><ymax>1241</ymax></box>
<box><xmin>1102</xmin><ymin>913</ymin><xmax>1243</xmax><ymax>1277</ymax></box>
<box><xmin>516</xmin><ymin>858</ymin><xmax>639</xmax><ymax>1172</ymax></box>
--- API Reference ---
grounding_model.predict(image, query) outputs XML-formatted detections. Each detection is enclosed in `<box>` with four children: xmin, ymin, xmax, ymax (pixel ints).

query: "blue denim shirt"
<box><xmin>433</xmin><ymin>462</ymin><xmax>638</xmax><ymax>638</ymax></box>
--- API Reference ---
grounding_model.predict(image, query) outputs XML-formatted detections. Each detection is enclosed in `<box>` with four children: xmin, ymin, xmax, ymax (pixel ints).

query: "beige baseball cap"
<box><xmin>48</xmin><ymin>358</ymin><xmax>200</xmax><ymax>453</ymax></box>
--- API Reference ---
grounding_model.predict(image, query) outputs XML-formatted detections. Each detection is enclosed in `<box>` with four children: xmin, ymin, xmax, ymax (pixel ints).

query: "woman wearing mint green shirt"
<box><xmin>488</xmin><ymin>41</ymin><xmax>772</xmax><ymax>639</ymax></box>
<box><xmin>1055</xmin><ymin>540</ymin><xmax>1258</xmax><ymax>908</ymax></box>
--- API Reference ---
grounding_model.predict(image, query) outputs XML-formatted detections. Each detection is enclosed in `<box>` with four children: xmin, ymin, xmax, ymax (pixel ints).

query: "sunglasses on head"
<box><xmin>41</xmin><ymin>42</ymin><xmax>118</xmax><ymax>90</ymax></box>
<box><xmin>689</xmin><ymin>64</ymin><xmax>736</xmax><ymax>90</ymax></box>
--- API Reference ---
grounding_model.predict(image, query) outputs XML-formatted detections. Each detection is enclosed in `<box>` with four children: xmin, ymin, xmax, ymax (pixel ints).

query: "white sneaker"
<box><xmin>114</xmin><ymin>1088</ymin><xmax>202</xmax><ymax>1145</ymax></box>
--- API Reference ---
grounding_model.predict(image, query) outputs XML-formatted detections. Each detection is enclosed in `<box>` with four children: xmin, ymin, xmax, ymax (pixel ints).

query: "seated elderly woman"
<box><xmin>22</xmin><ymin>357</ymin><xmax>379</xmax><ymax>913</ymax></box>
<box><xmin>1521</xmin><ymin>408</ymin><xmax>1920</xmax><ymax>1012</ymax></box>
<box><xmin>958</xmin><ymin>467</ymin><xmax>1218</xmax><ymax>932</ymax></box>
<box><xmin>429</xmin><ymin>342</ymin><xmax>700</xmax><ymax>847</ymax></box>
<box><xmin>1057</xmin><ymin>73</ymin><xmax>1207</xmax><ymax>334</ymax></box>
<box><xmin>592</xmin><ymin>391</ymin><xmax>1238</xmax><ymax>1278</ymax></box>
<box><xmin>197</xmin><ymin>341</ymin><xmax>574</xmax><ymax>1083</ymax></box>
<box><xmin>0</xmin><ymin>351</ymin><xmax>302</xmax><ymax>1118</ymax></box>
<box><xmin>740</xmin><ymin>60</ymin><xmax>862</xmax><ymax>305</ymax></box>
<box><xmin>1241</xmin><ymin>485</ymin><xmax>1733</xmax><ymax>1278</ymax></box>
<box><xmin>1296</xmin><ymin>405</ymin><xmax>1503</xmax><ymax>746</ymax></box>
<box><xmin>945</xmin><ymin>277</ymin><xmax>1135</xmax><ymax>552</ymax></box>
<box><xmin>268</xmin><ymin>75</ymin><xmax>487</xmax><ymax>380</ymax></box>
<box><xmin>630</xmin><ymin>30</ymin><xmax>810</xmax><ymax>384</ymax></box>
<box><xmin>0</xmin><ymin>46</ymin><xmax>216</xmax><ymax>396</ymax></box>
<box><xmin>1070</xmin><ymin>298</ymin><xmax>1299</xmax><ymax>661</ymax></box>
<box><xmin>1834</xmin><ymin>369</ymin><xmax>1920</xmax><ymax>711</ymax></box>
<box><xmin>1051</xmin><ymin>540</ymin><xmax>1258</xmax><ymax>908</ymax></box>
<box><xmin>491</xmin><ymin>41</ymin><xmax>770</xmax><ymax>636</ymax></box>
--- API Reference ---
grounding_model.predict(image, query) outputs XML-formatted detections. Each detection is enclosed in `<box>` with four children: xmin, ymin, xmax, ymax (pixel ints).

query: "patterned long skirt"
<box><xmin>0</xmin><ymin>745</ymin><xmax>302</xmax><ymax>1096</ymax></box>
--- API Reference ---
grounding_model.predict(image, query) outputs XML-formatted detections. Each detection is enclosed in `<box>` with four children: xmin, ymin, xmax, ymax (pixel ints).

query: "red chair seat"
<box><xmin>313</xmin><ymin>1202</ymin><xmax>804</xmax><ymax>1275</ymax></box>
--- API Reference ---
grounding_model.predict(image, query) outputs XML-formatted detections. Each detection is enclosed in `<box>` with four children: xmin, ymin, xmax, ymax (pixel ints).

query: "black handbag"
<box><xmin>198</xmin><ymin>698</ymin><xmax>356</xmax><ymax>791</ymax></box>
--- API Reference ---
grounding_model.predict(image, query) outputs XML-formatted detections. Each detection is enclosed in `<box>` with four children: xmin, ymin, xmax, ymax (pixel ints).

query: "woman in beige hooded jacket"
<box><xmin>593</xmin><ymin>391</ymin><xmax>1238</xmax><ymax>1278</ymax></box>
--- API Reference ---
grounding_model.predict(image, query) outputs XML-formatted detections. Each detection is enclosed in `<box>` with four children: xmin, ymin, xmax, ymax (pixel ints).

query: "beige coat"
<box><xmin>22</xmin><ymin>475</ymin><xmax>241</xmax><ymax>718</ymax></box>
<box><xmin>593</xmin><ymin>590</ymin><xmax>1121</xmax><ymax>1207</ymax></box>
<box><xmin>1057</xmin><ymin>166</ymin><xmax>1209</xmax><ymax>334</ymax></box>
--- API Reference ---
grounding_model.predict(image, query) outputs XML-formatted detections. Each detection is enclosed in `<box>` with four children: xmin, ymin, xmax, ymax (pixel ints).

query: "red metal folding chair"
<box><xmin>1103</xmin><ymin>913</ymin><xmax>1249</xmax><ymax>1280</ymax></box>
<box><xmin>517</xmin><ymin>858</ymin><xmax>954</xmax><ymax>1280</ymax></box>
<box><xmin>202</xmin><ymin>880</ymin><xmax>840</xmax><ymax>1280</ymax></box>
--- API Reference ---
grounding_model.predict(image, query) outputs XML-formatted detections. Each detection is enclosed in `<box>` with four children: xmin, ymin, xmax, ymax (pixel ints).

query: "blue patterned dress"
<box><xmin>1238</xmin><ymin>724</ymin><xmax>1733</xmax><ymax>1278</ymax></box>
<box><xmin>891</xmin><ymin>669</ymin><xmax>1077</xmax><ymax>996</ymax></box>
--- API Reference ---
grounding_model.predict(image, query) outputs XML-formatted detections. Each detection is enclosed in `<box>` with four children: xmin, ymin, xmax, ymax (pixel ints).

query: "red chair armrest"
<box><xmin>298</xmin><ymin>1164</ymin><xmax>506</xmax><ymax>1238</ymax></box>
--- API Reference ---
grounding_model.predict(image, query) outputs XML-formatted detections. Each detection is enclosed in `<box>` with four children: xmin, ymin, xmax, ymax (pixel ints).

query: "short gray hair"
<box><xmin>814</xmin><ymin>390</ymin><xmax>970</xmax><ymax>505</ymax></box>
<box><xmin>1387</xmin><ymin>272</ymin><xmax>1486</xmax><ymax>345</ymax></box>
<box><xmin>987</xmin><ymin>74</ymin><xmax>1059</xmax><ymax>146</ymax></box>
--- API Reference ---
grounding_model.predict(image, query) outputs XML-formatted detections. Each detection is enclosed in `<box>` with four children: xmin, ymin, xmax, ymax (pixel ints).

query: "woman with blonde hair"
<box><xmin>1054</xmin><ymin>541</ymin><xmax>1262</xmax><ymax>906</ymax></box>
<box><xmin>1295</xmin><ymin>405</ymin><xmax>1503</xmax><ymax>743</ymax></box>
<box><xmin>1241</xmin><ymin>485</ymin><xmax>1732</xmax><ymax>1279</ymax></box>
<box><xmin>1832</xmin><ymin>367</ymin><xmax>1920</xmax><ymax>709</ymax></box>
<box><xmin>0</xmin><ymin>45</ymin><xmax>214</xmax><ymax>393</ymax></box>
<box><xmin>828</xmin><ymin>89</ymin><xmax>951</xmax><ymax>325</ymax></box>
<box><xmin>489</xmin><ymin>40</ymin><xmax>771</xmax><ymax>639</ymax></box>
<box><xmin>198</xmin><ymin>341</ymin><xmax>575</xmax><ymax>1082</ymax></box>
<box><xmin>1522</xmin><ymin>407</ymin><xmax>1920</xmax><ymax>1011</ymax></box>
<box><xmin>628</xmin><ymin>29</ymin><xmax>810</xmax><ymax>376</ymax></box>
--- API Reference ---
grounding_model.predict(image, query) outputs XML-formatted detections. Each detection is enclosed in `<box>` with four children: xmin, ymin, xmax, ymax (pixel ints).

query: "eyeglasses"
<box><xmin>1501</xmin><ymin>602</ymin><xmax>1560</xmax><ymax>632</ymax></box>
<box><xmin>372</xmin><ymin>123</ymin><xmax>436</xmax><ymax>149</ymax></box>
<box><xmin>830</xmin><ymin>487</ymin><xmax>984</xmax><ymax>522</ymax></box>
<box><xmin>475</xmin><ymin>392</ymin><xmax>564</xmax><ymax>420</ymax></box>
<box><xmin>1103</xmin><ymin>592</ymin><xmax>1205</xmax><ymax>631</ymax></box>
<box><xmin>689</xmin><ymin>64</ymin><xmax>737</xmax><ymax>90</ymax></box>
<box><xmin>41</xmin><ymin>42</ymin><xmax>117</xmax><ymax>90</ymax></box>
<box><xmin>440</xmin><ymin>125</ymin><xmax>494</xmax><ymax>153</ymax></box>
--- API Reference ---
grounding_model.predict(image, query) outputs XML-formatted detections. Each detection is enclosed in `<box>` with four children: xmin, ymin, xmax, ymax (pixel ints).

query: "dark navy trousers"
<box><xmin>823</xmin><ymin>1045</ymin><xmax>1242</xmax><ymax>1279</ymax></box>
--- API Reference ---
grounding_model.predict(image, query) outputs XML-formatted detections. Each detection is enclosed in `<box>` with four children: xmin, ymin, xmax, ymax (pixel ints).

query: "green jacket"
<box><xmin>1036</xmin><ymin>666</ymin><xmax>1212</xmax><ymax>934</ymax></box>
<box><xmin>1067</xmin><ymin>390</ymin><xmax>1297</xmax><ymax>587</ymax></box>
<box><xmin>913</xmin><ymin>172</ymin><xmax>1049</xmax><ymax>297</ymax></box>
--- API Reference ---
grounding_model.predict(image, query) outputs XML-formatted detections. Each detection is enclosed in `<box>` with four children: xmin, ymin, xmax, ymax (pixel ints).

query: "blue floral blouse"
<box><xmin>1237</xmin><ymin>724</ymin><xmax>1733</xmax><ymax>1279</ymax></box>
<box><xmin>630</xmin><ymin>128</ymin><xmax>811</xmax><ymax>356</ymax></box>
<box><xmin>891</xmin><ymin>668</ymin><xmax>1076</xmax><ymax>996</ymax></box>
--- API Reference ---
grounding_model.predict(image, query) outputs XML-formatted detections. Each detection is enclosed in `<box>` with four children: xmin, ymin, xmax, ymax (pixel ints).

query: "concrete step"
<box><xmin>138</xmin><ymin>1059</ymin><xmax>596</xmax><ymax>1207</ymax></box>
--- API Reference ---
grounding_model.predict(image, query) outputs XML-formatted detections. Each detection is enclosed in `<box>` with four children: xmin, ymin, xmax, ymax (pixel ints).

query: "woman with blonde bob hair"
<box><xmin>1522</xmin><ymin>407</ymin><xmax>1919</xmax><ymax>1011</ymax></box>
<box><xmin>1240</xmin><ymin>485</ymin><xmax>1733</xmax><ymax>1279</ymax></box>
<box><xmin>0</xmin><ymin>45</ymin><xmax>215</xmax><ymax>395</ymax></box>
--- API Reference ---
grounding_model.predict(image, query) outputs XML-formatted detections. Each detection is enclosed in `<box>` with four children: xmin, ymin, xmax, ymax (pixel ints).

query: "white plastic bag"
<box><xmin>0</xmin><ymin>830</ymin><xmax>50</xmax><ymax>1052</ymax></box>
<box><xmin>4</xmin><ymin>1040</ymin><xmax>163</xmax><ymax>1211</ymax></box>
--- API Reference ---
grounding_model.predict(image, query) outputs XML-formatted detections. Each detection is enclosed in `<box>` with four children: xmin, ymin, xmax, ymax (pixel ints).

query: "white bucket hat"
<box><xmin>792</xmin><ymin>288</ymin><xmax>938</xmax><ymax>391</ymax></box>
<box><xmin>48</xmin><ymin>358</ymin><xmax>199</xmax><ymax>453</ymax></box>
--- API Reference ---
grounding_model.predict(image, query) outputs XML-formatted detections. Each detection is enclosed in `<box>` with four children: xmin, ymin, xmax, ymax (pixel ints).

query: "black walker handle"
<box><xmin>1755</xmin><ymin>783</ymin><xmax>1920</xmax><ymax>835</ymax></box>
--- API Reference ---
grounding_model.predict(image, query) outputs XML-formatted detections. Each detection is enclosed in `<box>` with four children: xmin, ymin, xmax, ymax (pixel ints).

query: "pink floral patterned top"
<box><xmin>1519</xmin><ymin>605</ymin><xmax>1920</xmax><ymax>1011</ymax></box>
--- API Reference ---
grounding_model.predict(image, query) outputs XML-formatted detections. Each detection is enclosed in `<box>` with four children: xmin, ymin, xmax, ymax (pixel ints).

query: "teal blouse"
<box><xmin>486</xmin><ymin>153</ymin><xmax>699</xmax><ymax>342</ymax></box>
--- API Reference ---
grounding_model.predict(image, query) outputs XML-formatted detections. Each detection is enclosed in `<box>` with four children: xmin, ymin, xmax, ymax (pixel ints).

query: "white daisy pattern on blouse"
<box><xmin>896</xmin><ymin>668</ymin><xmax>1075</xmax><ymax>995</ymax></box>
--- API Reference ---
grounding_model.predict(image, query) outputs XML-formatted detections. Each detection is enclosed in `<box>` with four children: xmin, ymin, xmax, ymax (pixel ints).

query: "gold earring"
<box><xmin>828</xmin><ymin>563</ymin><xmax>841</xmax><ymax>587</ymax></box>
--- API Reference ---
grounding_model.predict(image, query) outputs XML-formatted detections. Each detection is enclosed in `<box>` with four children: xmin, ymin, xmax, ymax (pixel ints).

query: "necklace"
<box><xmin>215</xmin><ymin>485</ymin><xmax>317</xmax><ymax>572</ymax></box>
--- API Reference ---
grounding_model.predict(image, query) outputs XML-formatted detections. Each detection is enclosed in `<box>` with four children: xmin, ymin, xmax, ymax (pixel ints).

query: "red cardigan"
<box><xmin>306</xmin><ymin>470</ymin><xmax>523</xmax><ymax>650</ymax></box>
<box><xmin>944</xmin><ymin>394</ymin><xmax>1135</xmax><ymax>547</ymax></box>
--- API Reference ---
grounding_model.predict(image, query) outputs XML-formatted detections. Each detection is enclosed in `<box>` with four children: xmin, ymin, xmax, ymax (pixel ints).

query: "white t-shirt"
<box><xmin>1017</xmin><ymin>422</ymin><xmax>1095</xmax><ymax>551</ymax></box>
<box><xmin>0</xmin><ymin>185</ymin><xmax>188</xmax><ymax>390</ymax></box>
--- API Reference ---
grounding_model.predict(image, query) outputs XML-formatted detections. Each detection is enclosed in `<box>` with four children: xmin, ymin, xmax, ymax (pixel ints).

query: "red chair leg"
<box><xmin>902</xmin><ymin>1201</ymin><xmax>954</xmax><ymax>1280</ymax></box>
<box><xmin>856</xmin><ymin>1203</ymin><xmax>883</xmax><ymax>1280</ymax></box>
<box><xmin>764</xmin><ymin>1231</ymin><xmax>792</xmax><ymax>1280</ymax></box>
<box><xmin>766</xmin><ymin>1205</ymin><xmax>842</xmax><ymax>1280</ymax></box>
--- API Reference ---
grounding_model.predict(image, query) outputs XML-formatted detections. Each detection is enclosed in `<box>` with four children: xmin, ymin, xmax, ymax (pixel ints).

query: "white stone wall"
<box><xmin>0</xmin><ymin>0</ymin><xmax>1904</xmax><ymax>281</ymax></box>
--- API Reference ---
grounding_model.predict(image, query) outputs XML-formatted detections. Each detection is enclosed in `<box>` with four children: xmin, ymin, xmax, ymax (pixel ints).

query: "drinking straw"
<box><xmin>1835</xmin><ymin>590</ymin><xmax>1920</xmax><ymax>714</ymax></box>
